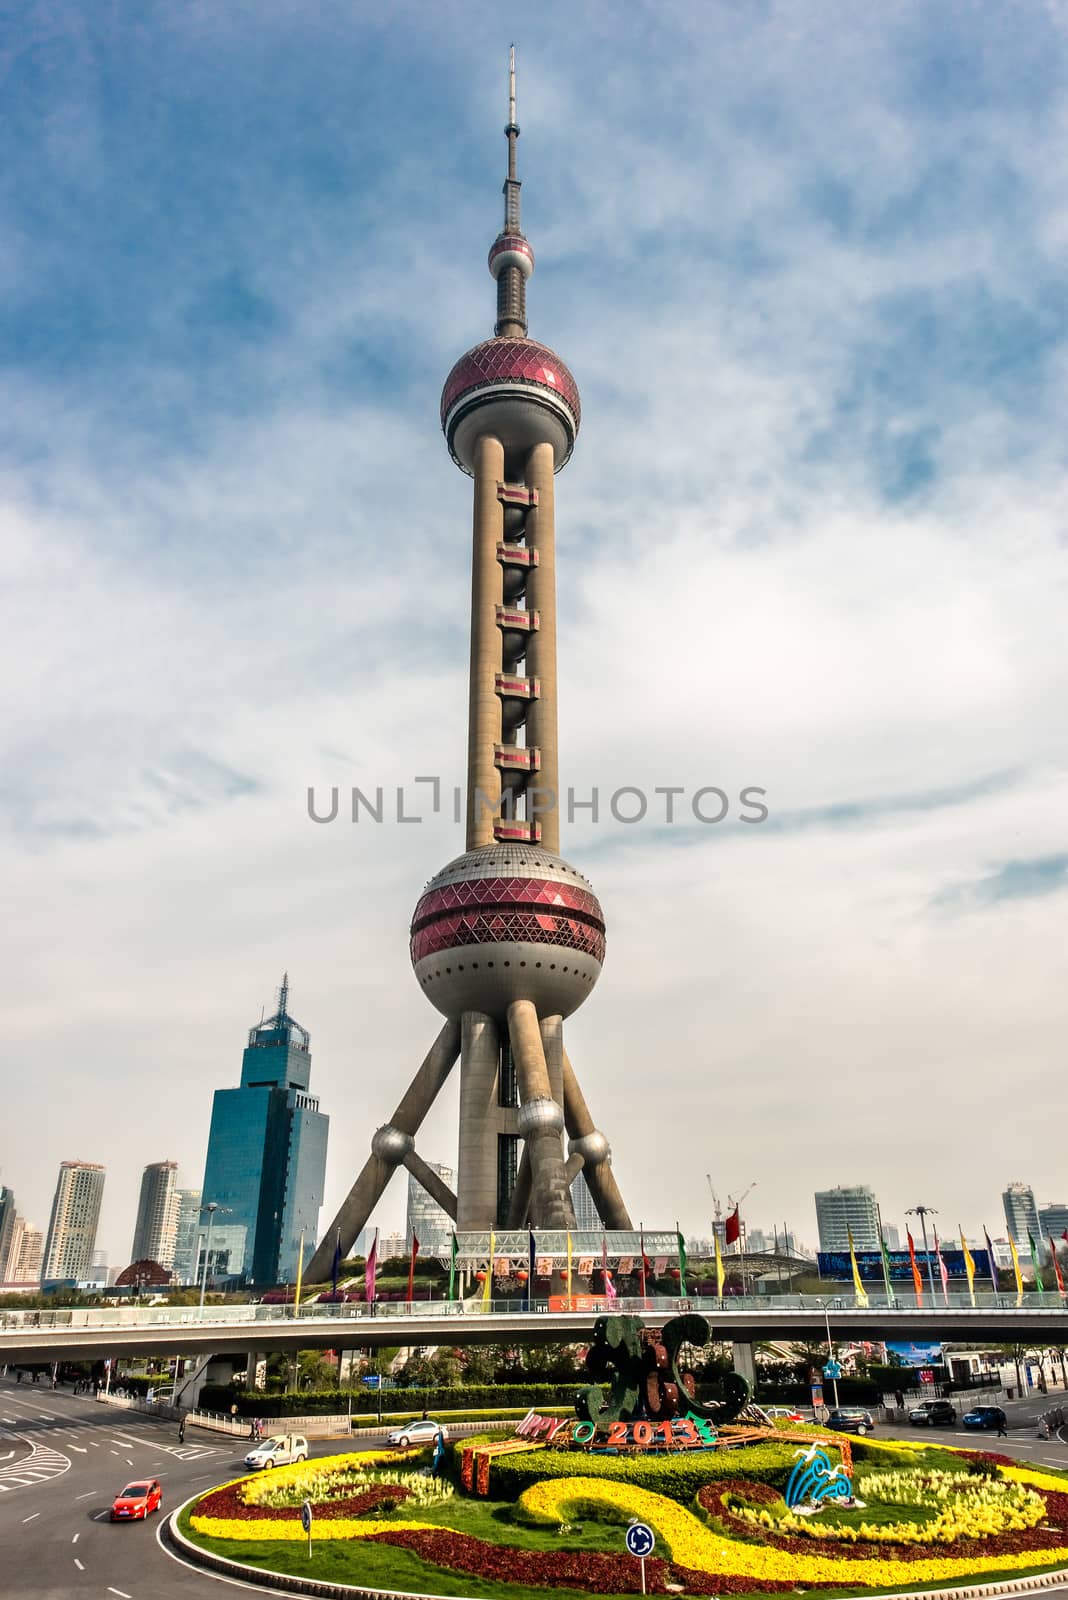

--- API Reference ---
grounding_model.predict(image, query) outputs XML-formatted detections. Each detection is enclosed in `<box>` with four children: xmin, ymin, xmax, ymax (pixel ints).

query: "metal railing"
<box><xmin>1</xmin><ymin>1290</ymin><xmax>1065</xmax><ymax>1333</ymax></box>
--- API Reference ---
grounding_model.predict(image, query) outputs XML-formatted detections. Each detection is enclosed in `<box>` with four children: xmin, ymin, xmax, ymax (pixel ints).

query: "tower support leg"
<box><xmin>457</xmin><ymin>1012</ymin><xmax>502</xmax><ymax>1230</ymax></box>
<box><xmin>306</xmin><ymin>1020</ymin><xmax>460</xmax><ymax>1280</ymax></box>
<box><xmin>562</xmin><ymin>1049</ymin><xmax>632</xmax><ymax>1229</ymax></box>
<box><xmin>508</xmin><ymin>1000</ymin><xmax>573</xmax><ymax>1228</ymax></box>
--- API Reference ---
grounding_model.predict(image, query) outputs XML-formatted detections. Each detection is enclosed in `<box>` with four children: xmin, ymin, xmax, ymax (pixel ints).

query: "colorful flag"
<box><xmin>1028</xmin><ymin>1232</ymin><xmax>1045</xmax><ymax>1296</ymax></box>
<box><xmin>448</xmin><ymin>1231</ymin><xmax>457</xmax><ymax>1301</ymax></box>
<box><xmin>714</xmin><ymin>1231</ymin><xmax>725</xmax><ymax>1298</ymax></box>
<box><xmin>566</xmin><ymin>1231</ymin><xmax>573</xmax><ymax>1306</ymax></box>
<box><xmin>1008</xmin><ymin>1235</ymin><xmax>1024</xmax><ymax>1305</ymax></box>
<box><xmin>983</xmin><ymin>1226</ymin><xmax>998</xmax><ymax>1288</ymax></box>
<box><xmin>294</xmin><ymin>1228</ymin><xmax>305</xmax><ymax>1312</ymax></box>
<box><xmin>959</xmin><ymin>1225</ymin><xmax>976</xmax><ymax>1307</ymax></box>
<box><xmin>724</xmin><ymin>1206</ymin><xmax>741</xmax><ymax>1247</ymax></box>
<box><xmin>638</xmin><ymin>1227</ymin><xmax>650</xmax><ymax>1298</ymax></box>
<box><xmin>906</xmin><ymin>1228</ymin><xmax>924</xmax><ymax>1303</ymax></box>
<box><xmin>676</xmin><ymin>1227</ymin><xmax>688</xmax><ymax>1295</ymax></box>
<box><xmin>933</xmin><ymin>1229</ymin><xmax>950</xmax><ymax>1306</ymax></box>
<box><xmin>848</xmin><ymin>1226</ymin><xmax>869</xmax><ymax>1307</ymax></box>
<box><xmin>331</xmin><ymin>1226</ymin><xmax>342</xmax><ymax>1298</ymax></box>
<box><xmin>602</xmin><ymin>1235</ymin><xmax>617</xmax><ymax>1301</ymax></box>
<box><xmin>365</xmin><ymin>1229</ymin><xmax>378</xmax><ymax>1305</ymax></box>
<box><xmin>1049</xmin><ymin>1233</ymin><xmax>1066</xmax><ymax>1296</ymax></box>
<box><xmin>482</xmin><ymin>1231</ymin><xmax>495</xmax><ymax>1306</ymax></box>
<box><xmin>879</xmin><ymin>1229</ymin><xmax>896</xmax><ymax>1304</ymax></box>
<box><xmin>407</xmin><ymin>1231</ymin><xmax>420</xmax><ymax>1304</ymax></box>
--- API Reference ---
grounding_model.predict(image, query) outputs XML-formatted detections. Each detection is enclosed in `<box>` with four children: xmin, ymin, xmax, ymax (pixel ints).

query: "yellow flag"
<box><xmin>848</xmin><ymin>1227</ymin><xmax>869</xmax><ymax>1307</ymax></box>
<box><xmin>294</xmin><ymin>1228</ymin><xmax>305</xmax><ymax>1315</ymax></box>
<box><xmin>482</xmin><ymin>1231</ymin><xmax>495</xmax><ymax>1306</ymax></box>
<box><xmin>566</xmin><ymin>1231</ymin><xmax>573</xmax><ymax>1306</ymax></box>
<box><xmin>714</xmin><ymin>1232</ymin><xmax>725</xmax><ymax>1298</ymax></box>
<box><xmin>1008</xmin><ymin>1236</ymin><xmax>1024</xmax><ymax>1305</ymax></box>
<box><xmin>959</xmin><ymin>1225</ymin><xmax>976</xmax><ymax>1307</ymax></box>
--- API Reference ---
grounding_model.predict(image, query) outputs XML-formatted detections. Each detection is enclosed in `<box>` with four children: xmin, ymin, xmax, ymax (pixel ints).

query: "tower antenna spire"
<box><xmin>491</xmin><ymin>44</ymin><xmax>533</xmax><ymax>337</ymax></box>
<box><xmin>277</xmin><ymin>971</ymin><xmax>289</xmax><ymax>1020</ymax></box>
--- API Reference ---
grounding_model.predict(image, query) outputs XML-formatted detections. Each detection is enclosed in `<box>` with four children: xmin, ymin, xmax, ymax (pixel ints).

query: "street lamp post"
<box><xmin>199</xmin><ymin>1202</ymin><xmax>221</xmax><ymax>1318</ymax></box>
<box><xmin>906</xmin><ymin>1205</ymin><xmax>939</xmax><ymax>1302</ymax></box>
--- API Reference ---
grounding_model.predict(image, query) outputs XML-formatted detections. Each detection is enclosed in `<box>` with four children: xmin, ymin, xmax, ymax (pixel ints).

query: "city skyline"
<box><xmin>4</xmin><ymin>7</ymin><xmax>1067</xmax><ymax>1263</ymax></box>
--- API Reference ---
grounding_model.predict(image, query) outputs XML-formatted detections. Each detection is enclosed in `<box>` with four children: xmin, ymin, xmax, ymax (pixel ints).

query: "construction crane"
<box><xmin>728</xmin><ymin>1180</ymin><xmax>757</xmax><ymax>1213</ymax></box>
<box><xmin>705</xmin><ymin>1175</ymin><xmax>722</xmax><ymax>1221</ymax></box>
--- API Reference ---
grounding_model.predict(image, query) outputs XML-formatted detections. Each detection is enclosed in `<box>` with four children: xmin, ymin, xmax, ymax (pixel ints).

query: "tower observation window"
<box><xmin>497</xmin><ymin>1133</ymin><xmax>519</xmax><ymax>1225</ymax></box>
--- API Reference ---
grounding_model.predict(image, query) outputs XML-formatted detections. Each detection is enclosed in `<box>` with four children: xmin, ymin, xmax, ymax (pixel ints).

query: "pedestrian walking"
<box><xmin>178</xmin><ymin>1416</ymin><xmax>186</xmax><ymax>1444</ymax></box>
<box><xmin>996</xmin><ymin>1412</ymin><xmax>1008</xmax><ymax>1437</ymax></box>
<box><xmin>894</xmin><ymin>1389</ymin><xmax>904</xmax><ymax>1411</ymax></box>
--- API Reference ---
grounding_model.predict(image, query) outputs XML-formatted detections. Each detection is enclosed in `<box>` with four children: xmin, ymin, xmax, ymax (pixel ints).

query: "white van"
<box><xmin>243</xmin><ymin>1433</ymin><xmax>308</xmax><ymax>1470</ymax></box>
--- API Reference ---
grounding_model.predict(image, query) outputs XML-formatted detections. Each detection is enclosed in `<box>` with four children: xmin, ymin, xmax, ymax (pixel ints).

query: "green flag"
<box><xmin>676</xmin><ymin>1227</ymin><xmax>688</xmax><ymax>1295</ymax></box>
<box><xmin>1029</xmin><ymin>1231</ymin><xmax>1046</xmax><ymax>1295</ymax></box>
<box><xmin>879</xmin><ymin>1231</ymin><xmax>896</xmax><ymax>1304</ymax></box>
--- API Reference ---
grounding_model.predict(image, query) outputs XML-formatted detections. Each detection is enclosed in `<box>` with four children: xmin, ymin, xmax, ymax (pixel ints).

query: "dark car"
<box><xmin>909</xmin><ymin>1400</ymin><xmax>956</xmax><ymax>1427</ymax></box>
<box><xmin>962</xmin><ymin>1405</ymin><xmax>1007</xmax><ymax>1431</ymax></box>
<box><xmin>826</xmin><ymin>1407</ymin><xmax>875</xmax><ymax>1435</ymax></box>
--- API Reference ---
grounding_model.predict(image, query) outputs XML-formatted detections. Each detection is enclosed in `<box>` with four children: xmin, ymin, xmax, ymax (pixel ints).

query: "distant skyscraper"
<box><xmin>1039</xmin><ymin>1203</ymin><xmax>1068</xmax><ymax>1243</ymax></box>
<box><xmin>814</xmin><ymin>1185</ymin><xmax>880</xmax><ymax>1251</ymax></box>
<box><xmin>406</xmin><ymin>1162</ymin><xmax>454</xmax><ymax>1253</ymax></box>
<box><xmin>570</xmin><ymin>1171</ymin><xmax>600</xmax><ymax>1232</ymax></box>
<box><xmin>130</xmin><ymin>1161</ymin><xmax>180</xmax><ymax>1269</ymax></box>
<box><xmin>0</xmin><ymin>1186</ymin><xmax>15</xmax><ymax>1280</ymax></box>
<box><xmin>13</xmin><ymin>1222</ymin><xmax>43</xmax><ymax>1285</ymax></box>
<box><xmin>1003</xmin><ymin>1182</ymin><xmax>1040</xmax><ymax>1248</ymax></box>
<box><xmin>884</xmin><ymin>1223</ymin><xmax>902</xmax><ymax>1252</ymax></box>
<box><xmin>173</xmin><ymin>1188</ymin><xmax>203</xmax><ymax>1283</ymax></box>
<box><xmin>42</xmin><ymin>1161</ymin><xmax>105</xmax><ymax>1282</ymax></box>
<box><xmin>201</xmin><ymin>976</ymin><xmax>329</xmax><ymax>1285</ymax></box>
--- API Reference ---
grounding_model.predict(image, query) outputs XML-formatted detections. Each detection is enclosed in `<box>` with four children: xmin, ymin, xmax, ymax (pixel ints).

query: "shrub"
<box><xmin>198</xmin><ymin>1381</ymin><xmax>595</xmax><ymax>1417</ymax></box>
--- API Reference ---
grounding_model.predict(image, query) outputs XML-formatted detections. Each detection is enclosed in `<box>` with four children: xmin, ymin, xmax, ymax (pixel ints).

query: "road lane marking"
<box><xmin>75</xmin><ymin>1490</ymin><xmax>96</xmax><ymax>1499</ymax></box>
<box><xmin>108</xmin><ymin>1590</ymin><xmax>132</xmax><ymax>1598</ymax></box>
<box><xmin>73</xmin><ymin>1556</ymin><xmax>85</xmax><ymax>1570</ymax></box>
<box><xmin>69</xmin><ymin>1445</ymin><xmax>87</xmax><ymax>1453</ymax></box>
<box><xmin>22</xmin><ymin>1511</ymin><xmax>39</xmax><ymax>1522</ymax></box>
<box><xmin>93</xmin><ymin>1511</ymin><xmax>108</xmax><ymax>1520</ymax></box>
<box><xmin>72</xmin><ymin>1533</ymin><xmax>79</xmax><ymax>1543</ymax></box>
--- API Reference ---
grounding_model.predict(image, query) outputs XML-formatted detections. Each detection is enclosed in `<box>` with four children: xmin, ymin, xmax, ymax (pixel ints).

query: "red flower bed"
<box><xmin>194</xmin><ymin>1480</ymin><xmax>409</xmax><ymax>1523</ymax></box>
<box><xmin>364</xmin><ymin>1528</ymin><xmax>838</xmax><ymax>1594</ymax></box>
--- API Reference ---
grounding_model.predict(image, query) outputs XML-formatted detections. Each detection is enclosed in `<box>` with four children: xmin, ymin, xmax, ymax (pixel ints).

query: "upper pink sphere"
<box><xmin>441</xmin><ymin>337</ymin><xmax>581</xmax><ymax>475</ymax></box>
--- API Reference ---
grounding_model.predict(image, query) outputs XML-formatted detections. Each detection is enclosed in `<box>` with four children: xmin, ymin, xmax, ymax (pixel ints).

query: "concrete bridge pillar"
<box><xmin>732</xmin><ymin>1341</ymin><xmax>757</xmax><ymax>1391</ymax></box>
<box><xmin>244</xmin><ymin>1350</ymin><xmax>263</xmax><ymax>1391</ymax></box>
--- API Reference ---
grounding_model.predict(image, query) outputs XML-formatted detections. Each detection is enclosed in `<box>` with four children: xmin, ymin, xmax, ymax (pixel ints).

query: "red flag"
<box><xmin>406</xmin><ymin>1232</ymin><xmax>419</xmax><ymax>1304</ymax></box>
<box><xmin>907</xmin><ymin>1228</ymin><xmax>924</xmax><ymax>1303</ymax></box>
<box><xmin>365</xmin><ymin>1230</ymin><xmax>378</xmax><ymax>1303</ymax></box>
<box><xmin>1049</xmin><ymin>1234</ymin><xmax>1066</xmax><ymax>1295</ymax></box>
<box><xmin>724</xmin><ymin>1206</ymin><xmax>741</xmax><ymax>1246</ymax></box>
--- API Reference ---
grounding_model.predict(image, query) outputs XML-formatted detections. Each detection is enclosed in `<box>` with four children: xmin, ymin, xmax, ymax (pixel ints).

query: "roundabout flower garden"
<box><xmin>178</xmin><ymin>1428</ymin><xmax>1068</xmax><ymax>1598</ymax></box>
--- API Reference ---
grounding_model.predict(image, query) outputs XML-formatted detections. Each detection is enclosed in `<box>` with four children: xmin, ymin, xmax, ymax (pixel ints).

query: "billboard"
<box><xmin>817</xmin><ymin>1248</ymin><xmax>990</xmax><ymax>1283</ymax></box>
<box><xmin>885</xmin><ymin>1340</ymin><xmax>945</xmax><ymax>1367</ymax></box>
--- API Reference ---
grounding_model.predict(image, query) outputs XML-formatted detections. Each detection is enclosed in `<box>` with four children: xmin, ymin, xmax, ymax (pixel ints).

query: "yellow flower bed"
<box><xmin>514</xmin><ymin>1476</ymin><xmax>1068</xmax><ymax>1587</ymax></box>
<box><xmin>240</xmin><ymin>1449</ymin><xmax>399</xmax><ymax>1507</ymax></box>
<box><xmin>191</xmin><ymin>1512</ymin><xmax>436</xmax><ymax>1542</ymax></box>
<box><xmin>766</xmin><ymin>1469</ymin><xmax>1044</xmax><ymax>1545</ymax></box>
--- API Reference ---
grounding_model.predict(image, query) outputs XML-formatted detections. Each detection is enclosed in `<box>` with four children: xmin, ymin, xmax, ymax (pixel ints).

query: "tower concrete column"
<box><xmin>732</xmin><ymin>1342</ymin><xmax>757</xmax><ymax>1391</ymax></box>
<box><xmin>467</xmin><ymin>435</ymin><xmax>505</xmax><ymax>848</ymax></box>
<box><xmin>457</xmin><ymin>1011</ymin><xmax>502</xmax><ymax>1230</ymax></box>
<box><xmin>523</xmin><ymin>441</ymin><xmax>559</xmax><ymax>852</ymax></box>
<box><xmin>508</xmin><ymin>1000</ymin><xmax>573</xmax><ymax>1227</ymax></box>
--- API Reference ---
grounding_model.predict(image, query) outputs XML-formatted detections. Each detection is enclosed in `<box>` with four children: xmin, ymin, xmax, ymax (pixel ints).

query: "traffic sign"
<box><xmin>823</xmin><ymin>1360</ymin><xmax>842</xmax><ymax>1380</ymax></box>
<box><xmin>301</xmin><ymin>1498</ymin><xmax>313</xmax><ymax>1557</ymax></box>
<box><xmin>626</xmin><ymin>1522</ymin><xmax>655</xmax><ymax>1557</ymax></box>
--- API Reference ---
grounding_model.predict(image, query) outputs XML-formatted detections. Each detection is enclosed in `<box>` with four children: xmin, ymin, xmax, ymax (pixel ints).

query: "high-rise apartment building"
<box><xmin>130</xmin><ymin>1160</ymin><xmax>180</xmax><ymax>1269</ymax></box>
<box><xmin>173</xmin><ymin>1188</ymin><xmax>203</xmax><ymax>1283</ymax></box>
<box><xmin>1003</xmin><ymin>1182</ymin><xmax>1040</xmax><ymax>1248</ymax></box>
<box><xmin>201</xmin><ymin>977</ymin><xmax>328</xmax><ymax>1285</ymax></box>
<box><xmin>42</xmin><ymin>1161</ymin><xmax>106</xmax><ymax>1283</ymax></box>
<box><xmin>12</xmin><ymin>1222</ymin><xmax>43</xmax><ymax>1285</ymax></box>
<box><xmin>406</xmin><ymin>1162</ymin><xmax>454</xmax><ymax>1253</ymax></box>
<box><xmin>814</xmin><ymin>1185</ymin><xmax>880</xmax><ymax>1251</ymax></box>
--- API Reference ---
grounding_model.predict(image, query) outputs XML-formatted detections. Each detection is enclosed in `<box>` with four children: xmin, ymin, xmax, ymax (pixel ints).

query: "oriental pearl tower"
<box><xmin>307</xmin><ymin>52</ymin><xmax>631</xmax><ymax>1280</ymax></box>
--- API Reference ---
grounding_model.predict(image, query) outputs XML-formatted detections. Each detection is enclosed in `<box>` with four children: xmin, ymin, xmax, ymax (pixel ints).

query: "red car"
<box><xmin>111</xmin><ymin>1479</ymin><xmax>162</xmax><ymax>1521</ymax></box>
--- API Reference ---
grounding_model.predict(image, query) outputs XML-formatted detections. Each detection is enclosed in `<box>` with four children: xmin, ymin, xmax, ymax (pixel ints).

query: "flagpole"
<box><xmin>876</xmin><ymin>1204</ymin><xmax>894</xmax><ymax>1306</ymax></box>
<box><xmin>294</xmin><ymin>1228</ymin><xmax>305</xmax><ymax>1318</ymax></box>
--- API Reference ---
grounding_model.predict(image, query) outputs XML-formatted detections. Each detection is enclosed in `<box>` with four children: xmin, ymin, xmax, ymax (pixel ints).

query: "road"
<box><xmin>1</xmin><ymin>1374</ymin><xmax>1067</xmax><ymax>1598</ymax></box>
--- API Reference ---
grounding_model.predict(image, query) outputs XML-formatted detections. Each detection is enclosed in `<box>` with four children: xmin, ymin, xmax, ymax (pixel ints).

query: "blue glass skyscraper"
<box><xmin>201</xmin><ymin>976</ymin><xmax>329</xmax><ymax>1285</ymax></box>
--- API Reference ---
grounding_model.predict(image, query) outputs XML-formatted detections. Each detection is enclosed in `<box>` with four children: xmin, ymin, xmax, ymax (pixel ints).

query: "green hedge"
<box><xmin>198</xmin><ymin>1381</ymin><xmax>594</xmax><ymax>1418</ymax></box>
<box><xmin>484</xmin><ymin>1438</ymin><xmax>838</xmax><ymax>1503</ymax></box>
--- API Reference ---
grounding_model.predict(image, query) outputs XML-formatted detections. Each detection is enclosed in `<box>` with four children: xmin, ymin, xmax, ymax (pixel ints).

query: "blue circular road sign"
<box><xmin>301</xmin><ymin>1500</ymin><xmax>313</xmax><ymax>1533</ymax></box>
<box><xmin>626</xmin><ymin>1521</ymin><xmax>656</xmax><ymax>1558</ymax></box>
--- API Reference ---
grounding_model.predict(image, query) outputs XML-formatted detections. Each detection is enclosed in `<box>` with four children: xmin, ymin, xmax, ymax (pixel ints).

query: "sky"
<box><xmin>2</xmin><ymin>0</ymin><xmax>1067</xmax><ymax>1271</ymax></box>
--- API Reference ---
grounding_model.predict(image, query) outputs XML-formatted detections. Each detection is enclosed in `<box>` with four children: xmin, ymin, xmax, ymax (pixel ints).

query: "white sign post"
<box><xmin>626</xmin><ymin>1520</ymin><xmax>656</xmax><ymax>1595</ymax></box>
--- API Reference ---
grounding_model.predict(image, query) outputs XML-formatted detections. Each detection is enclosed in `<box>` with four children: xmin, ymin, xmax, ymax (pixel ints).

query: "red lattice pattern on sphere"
<box><xmin>440</xmin><ymin>338</ymin><xmax>581</xmax><ymax>429</ymax></box>
<box><xmin>411</xmin><ymin>875</ymin><xmax>605</xmax><ymax>966</ymax></box>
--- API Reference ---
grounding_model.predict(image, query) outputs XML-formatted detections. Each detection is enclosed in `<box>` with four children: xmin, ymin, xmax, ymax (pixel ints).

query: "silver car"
<box><xmin>386</xmin><ymin>1418</ymin><xmax>448</xmax><ymax>1448</ymax></box>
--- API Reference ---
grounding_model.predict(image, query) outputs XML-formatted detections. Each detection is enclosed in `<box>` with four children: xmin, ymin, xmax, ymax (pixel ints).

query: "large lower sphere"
<box><xmin>411</xmin><ymin>843</ymin><xmax>605</xmax><ymax>1022</ymax></box>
